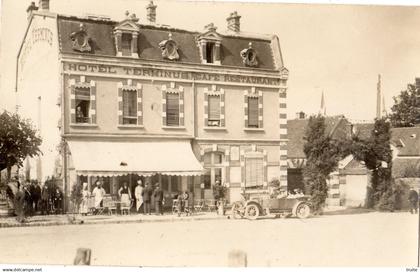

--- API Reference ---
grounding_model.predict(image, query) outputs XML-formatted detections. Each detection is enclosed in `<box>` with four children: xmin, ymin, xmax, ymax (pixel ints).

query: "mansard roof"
<box><xmin>57</xmin><ymin>15</ymin><xmax>280</xmax><ymax>70</ymax></box>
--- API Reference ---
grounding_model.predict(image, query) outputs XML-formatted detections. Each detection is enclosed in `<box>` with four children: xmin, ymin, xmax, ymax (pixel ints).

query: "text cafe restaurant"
<box><xmin>17</xmin><ymin>0</ymin><xmax>289</xmax><ymax>209</ymax></box>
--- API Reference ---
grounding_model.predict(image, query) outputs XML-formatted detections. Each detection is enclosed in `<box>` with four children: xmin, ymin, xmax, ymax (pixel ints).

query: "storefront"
<box><xmin>67</xmin><ymin>139</ymin><xmax>203</xmax><ymax>208</ymax></box>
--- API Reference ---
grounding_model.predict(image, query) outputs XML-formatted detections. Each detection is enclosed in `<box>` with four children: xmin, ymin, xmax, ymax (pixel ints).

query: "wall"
<box><xmin>17</xmin><ymin>14</ymin><xmax>61</xmax><ymax>183</ymax></box>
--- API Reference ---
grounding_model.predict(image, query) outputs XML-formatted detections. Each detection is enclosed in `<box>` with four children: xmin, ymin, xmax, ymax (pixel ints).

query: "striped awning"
<box><xmin>67</xmin><ymin>140</ymin><xmax>204</xmax><ymax>177</ymax></box>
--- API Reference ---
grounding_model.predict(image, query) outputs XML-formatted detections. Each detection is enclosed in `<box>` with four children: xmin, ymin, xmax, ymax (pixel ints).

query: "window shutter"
<box><xmin>208</xmin><ymin>95</ymin><xmax>220</xmax><ymax>122</ymax></box>
<box><xmin>166</xmin><ymin>93</ymin><xmax>179</xmax><ymax>126</ymax></box>
<box><xmin>245</xmin><ymin>157</ymin><xmax>263</xmax><ymax>188</ymax></box>
<box><xmin>248</xmin><ymin>97</ymin><xmax>259</xmax><ymax>128</ymax></box>
<box><xmin>123</xmin><ymin>90</ymin><xmax>137</xmax><ymax>117</ymax></box>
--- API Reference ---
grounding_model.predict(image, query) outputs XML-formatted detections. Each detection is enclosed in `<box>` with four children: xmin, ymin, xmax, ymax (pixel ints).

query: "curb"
<box><xmin>0</xmin><ymin>214</ymin><xmax>228</xmax><ymax>229</ymax></box>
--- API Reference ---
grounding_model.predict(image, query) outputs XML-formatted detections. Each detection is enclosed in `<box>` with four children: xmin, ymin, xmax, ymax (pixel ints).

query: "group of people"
<box><xmin>78</xmin><ymin>180</ymin><xmax>166</xmax><ymax>216</ymax></box>
<box><xmin>135</xmin><ymin>180</ymin><xmax>165</xmax><ymax>215</ymax></box>
<box><xmin>5</xmin><ymin>179</ymin><xmax>63</xmax><ymax>222</ymax></box>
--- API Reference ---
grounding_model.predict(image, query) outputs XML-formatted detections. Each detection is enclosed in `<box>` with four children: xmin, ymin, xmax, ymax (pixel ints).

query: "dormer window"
<box><xmin>206</xmin><ymin>42</ymin><xmax>215</xmax><ymax>63</ymax></box>
<box><xmin>197</xmin><ymin>23</ymin><xmax>222</xmax><ymax>65</ymax></box>
<box><xmin>114</xmin><ymin>11</ymin><xmax>140</xmax><ymax>58</ymax></box>
<box><xmin>121</xmin><ymin>33</ymin><xmax>133</xmax><ymax>56</ymax></box>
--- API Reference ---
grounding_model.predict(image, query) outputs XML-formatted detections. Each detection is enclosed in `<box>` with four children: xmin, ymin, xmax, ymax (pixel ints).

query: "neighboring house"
<box><xmin>287</xmin><ymin>114</ymin><xmax>373</xmax><ymax>207</ymax></box>
<box><xmin>391</xmin><ymin>127</ymin><xmax>420</xmax><ymax>188</ymax></box>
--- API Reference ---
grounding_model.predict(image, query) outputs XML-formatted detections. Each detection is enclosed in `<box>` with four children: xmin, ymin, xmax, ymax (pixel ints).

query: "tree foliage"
<box><xmin>0</xmin><ymin>111</ymin><xmax>42</xmax><ymax>180</ymax></box>
<box><xmin>346</xmin><ymin>118</ymin><xmax>395</xmax><ymax>210</ymax></box>
<box><xmin>389</xmin><ymin>83</ymin><xmax>420</xmax><ymax>127</ymax></box>
<box><xmin>302</xmin><ymin>115</ymin><xmax>342</xmax><ymax>212</ymax></box>
<box><xmin>303</xmin><ymin>116</ymin><xmax>396</xmax><ymax>211</ymax></box>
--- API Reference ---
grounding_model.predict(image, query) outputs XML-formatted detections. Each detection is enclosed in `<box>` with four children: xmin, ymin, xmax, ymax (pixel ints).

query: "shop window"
<box><xmin>208</xmin><ymin>95</ymin><xmax>221</xmax><ymax>126</ymax></box>
<box><xmin>245</xmin><ymin>157</ymin><xmax>264</xmax><ymax>188</ymax></box>
<box><xmin>161</xmin><ymin>175</ymin><xmax>169</xmax><ymax>191</ymax></box>
<box><xmin>122</xmin><ymin>90</ymin><xmax>137</xmax><ymax>124</ymax></box>
<box><xmin>166</xmin><ymin>93</ymin><xmax>180</xmax><ymax>126</ymax></box>
<box><xmin>121</xmin><ymin>33</ymin><xmax>132</xmax><ymax>57</ymax></box>
<box><xmin>247</xmin><ymin>97</ymin><xmax>259</xmax><ymax>128</ymax></box>
<box><xmin>75</xmin><ymin>88</ymin><xmax>90</xmax><ymax>123</ymax></box>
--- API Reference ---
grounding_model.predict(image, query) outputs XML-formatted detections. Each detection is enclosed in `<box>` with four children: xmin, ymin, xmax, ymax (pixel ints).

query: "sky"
<box><xmin>1</xmin><ymin>0</ymin><xmax>420</xmax><ymax>121</ymax></box>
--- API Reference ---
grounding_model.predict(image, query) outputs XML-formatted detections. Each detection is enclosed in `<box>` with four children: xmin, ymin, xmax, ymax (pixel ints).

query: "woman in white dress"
<box><xmin>134</xmin><ymin>180</ymin><xmax>144</xmax><ymax>213</ymax></box>
<box><xmin>80</xmin><ymin>182</ymin><xmax>90</xmax><ymax>215</ymax></box>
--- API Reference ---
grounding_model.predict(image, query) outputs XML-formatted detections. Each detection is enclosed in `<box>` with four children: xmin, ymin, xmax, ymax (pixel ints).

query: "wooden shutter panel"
<box><xmin>245</xmin><ymin>157</ymin><xmax>264</xmax><ymax>187</ymax></box>
<box><xmin>248</xmin><ymin>97</ymin><xmax>259</xmax><ymax>128</ymax></box>
<box><xmin>208</xmin><ymin>95</ymin><xmax>220</xmax><ymax>121</ymax></box>
<box><xmin>123</xmin><ymin>90</ymin><xmax>137</xmax><ymax>117</ymax></box>
<box><xmin>166</xmin><ymin>93</ymin><xmax>179</xmax><ymax>126</ymax></box>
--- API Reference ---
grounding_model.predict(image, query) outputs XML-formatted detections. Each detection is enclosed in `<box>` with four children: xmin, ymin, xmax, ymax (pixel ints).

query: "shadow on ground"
<box><xmin>322</xmin><ymin>207</ymin><xmax>375</xmax><ymax>216</ymax></box>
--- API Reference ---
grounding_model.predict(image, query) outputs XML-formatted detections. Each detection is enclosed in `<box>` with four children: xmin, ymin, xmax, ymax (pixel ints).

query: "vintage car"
<box><xmin>231</xmin><ymin>191</ymin><xmax>312</xmax><ymax>220</ymax></box>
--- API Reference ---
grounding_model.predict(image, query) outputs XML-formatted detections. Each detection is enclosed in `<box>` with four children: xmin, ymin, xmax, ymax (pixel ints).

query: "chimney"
<box><xmin>26</xmin><ymin>2</ymin><xmax>38</xmax><ymax>19</ymax></box>
<box><xmin>38</xmin><ymin>0</ymin><xmax>49</xmax><ymax>11</ymax></box>
<box><xmin>226</xmin><ymin>11</ymin><xmax>241</xmax><ymax>32</ymax></box>
<box><xmin>296</xmin><ymin>111</ymin><xmax>306</xmax><ymax>119</ymax></box>
<box><xmin>146</xmin><ymin>1</ymin><xmax>157</xmax><ymax>23</ymax></box>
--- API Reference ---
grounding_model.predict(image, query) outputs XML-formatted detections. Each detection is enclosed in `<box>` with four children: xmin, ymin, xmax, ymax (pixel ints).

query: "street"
<box><xmin>0</xmin><ymin>212</ymin><xmax>418</xmax><ymax>267</ymax></box>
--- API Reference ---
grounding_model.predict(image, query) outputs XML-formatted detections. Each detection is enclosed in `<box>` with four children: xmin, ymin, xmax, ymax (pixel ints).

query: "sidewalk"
<box><xmin>0</xmin><ymin>211</ymin><xmax>227</xmax><ymax>228</ymax></box>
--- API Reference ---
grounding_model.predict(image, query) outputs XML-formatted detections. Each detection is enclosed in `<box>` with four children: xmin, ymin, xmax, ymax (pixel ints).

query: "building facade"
<box><xmin>16</xmin><ymin>0</ymin><xmax>289</xmax><ymax>209</ymax></box>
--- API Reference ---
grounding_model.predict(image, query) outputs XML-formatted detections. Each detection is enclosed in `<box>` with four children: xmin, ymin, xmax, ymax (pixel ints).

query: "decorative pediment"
<box><xmin>197</xmin><ymin>23</ymin><xmax>222</xmax><ymax>43</ymax></box>
<box><xmin>240</xmin><ymin>42</ymin><xmax>258</xmax><ymax>67</ymax></box>
<box><xmin>159</xmin><ymin>33</ymin><xmax>179</xmax><ymax>61</ymax></box>
<box><xmin>114</xmin><ymin>11</ymin><xmax>140</xmax><ymax>34</ymax></box>
<box><xmin>70</xmin><ymin>23</ymin><xmax>91</xmax><ymax>53</ymax></box>
<box><xmin>280</xmin><ymin>67</ymin><xmax>289</xmax><ymax>79</ymax></box>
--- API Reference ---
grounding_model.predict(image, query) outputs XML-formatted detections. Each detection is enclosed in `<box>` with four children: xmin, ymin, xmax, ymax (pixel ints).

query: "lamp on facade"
<box><xmin>120</xmin><ymin>162</ymin><xmax>127</xmax><ymax>166</ymax></box>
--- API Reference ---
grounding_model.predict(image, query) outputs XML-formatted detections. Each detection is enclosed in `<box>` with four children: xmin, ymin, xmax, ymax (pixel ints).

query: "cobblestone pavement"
<box><xmin>0</xmin><ymin>211</ymin><xmax>418</xmax><ymax>267</ymax></box>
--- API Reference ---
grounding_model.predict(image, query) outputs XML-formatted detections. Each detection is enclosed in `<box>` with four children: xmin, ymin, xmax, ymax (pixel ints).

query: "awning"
<box><xmin>67</xmin><ymin>140</ymin><xmax>204</xmax><ymax>177</ymax></box>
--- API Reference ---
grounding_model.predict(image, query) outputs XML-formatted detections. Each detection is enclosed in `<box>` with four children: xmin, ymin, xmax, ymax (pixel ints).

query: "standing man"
<box><xmin>142</xmin><ymin>182</ymin><xmax>153</xmax><ymax>215</ymax></box>
<box><xmin>408</xmin><ymin>187</ymin><xmax>419</xmax><ymax>214</ymax></box>
<box><xmin>92</xmin><ymin>181</ymin><xmax>106</xmax><ymax>213</ymax></box>
<box><xmin>41</xmin><ymin>184</ymin><xmax>50</xmax><ymax>215</ymax></box>
<box><xmin>153</xmin><ymin>184</ymin><xmax>164</xmax><ymax>215</ymax></box>
<box><xmin>134</xmin><ymin>180</ymin><xmax>144</xmax><ymax>213</ymax></box>
<box><xmin>31</xmin><ymin>181</ymin><xmax>42</xmax><ymax>214</ymax></box>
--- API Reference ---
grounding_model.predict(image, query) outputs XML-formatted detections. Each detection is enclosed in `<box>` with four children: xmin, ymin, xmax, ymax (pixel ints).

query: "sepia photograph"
<box><xmin>0</xmin><ymin>0</ymin><xmax>419</xmax><ymax>268</ymax></box>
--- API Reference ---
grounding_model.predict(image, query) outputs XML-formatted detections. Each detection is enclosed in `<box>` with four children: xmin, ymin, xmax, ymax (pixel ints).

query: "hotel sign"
<box><xmin>64</xmin><ymin>62</ymin><xmax>281</xmax><ymax>86</ymax></box>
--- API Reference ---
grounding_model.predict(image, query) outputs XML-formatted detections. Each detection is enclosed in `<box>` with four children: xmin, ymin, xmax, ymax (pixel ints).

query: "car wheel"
<box><xmin>245</xmin><ymin>203</ymin><xmax>259</xmax><ymax>220</ymax></box>
<box><xmin>231</xmin><ymin>201</ymin><xmax>244</xmax><ymax>219</ymax></box>
<box><xmin>295</xmin><ymin>203</ymin><xmax>311</xmax><ymax>219</ymax></box>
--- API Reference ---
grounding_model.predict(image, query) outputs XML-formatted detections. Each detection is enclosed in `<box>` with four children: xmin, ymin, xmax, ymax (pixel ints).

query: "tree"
<box><xmin>302</xmin><ymin>115</ymin><xmax>342</xmax><ymax>212</ymax></box>
<box><xmin>350</xmin><ymin>118</ymin><xmax>394</xmax><ymax>210</ymax></box>
<box><xmin>389</xmin><ymin>83</ymin><xmax>420</xmax><ymax>127</ymax></box>
<box><xmin>0</xmin><ymin>111</ymin><xmax>42</xmax><ymax>181</ymax></box>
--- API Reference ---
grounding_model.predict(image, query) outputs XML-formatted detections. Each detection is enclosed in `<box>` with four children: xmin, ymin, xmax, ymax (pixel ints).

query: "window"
<box><xmin>203</xmin><ymin>169</ymin><xmax>211</xmax><ymax>189</ymax></box>
<box><xmin>247</xmin><ymin>97</ymin><xmax>259</xmax><ymax>128</ymax></box>
<box><xmin>245</xmin><ymin>157</ymin><xmax>264</xmax><ymax>188</ymax></box>
<box><xmin>75</xmin><ymin>88</ymin><xmax>90</xmax><ymax>123</ymax></box>
<box><xmin>208</xmin><ymin>95</ymin><xmax>220</xmax><ymax>126</ymax></box>
<box><xmin>202</xmin><ymin>151</ymin><xmax>224</xmax><ymax>190</ymax></box>
<box><xmin>206</xmin><ymin>42</ymin><xmax>215</xmax><ymax>63</ymax></box>
<box><xmin>166</xmin><ymin>93</ymin><xmax>180</xmax><ymax>126</ymax></box>
<box><xmin>122</xmin><ymin>90</ymin><xmax>137</xmax><ymax>124</ymax></box>
<box><xmin>122</xmin><ymin>33</ymin><xmax>132</xmax><ymax>56</ymax></box>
